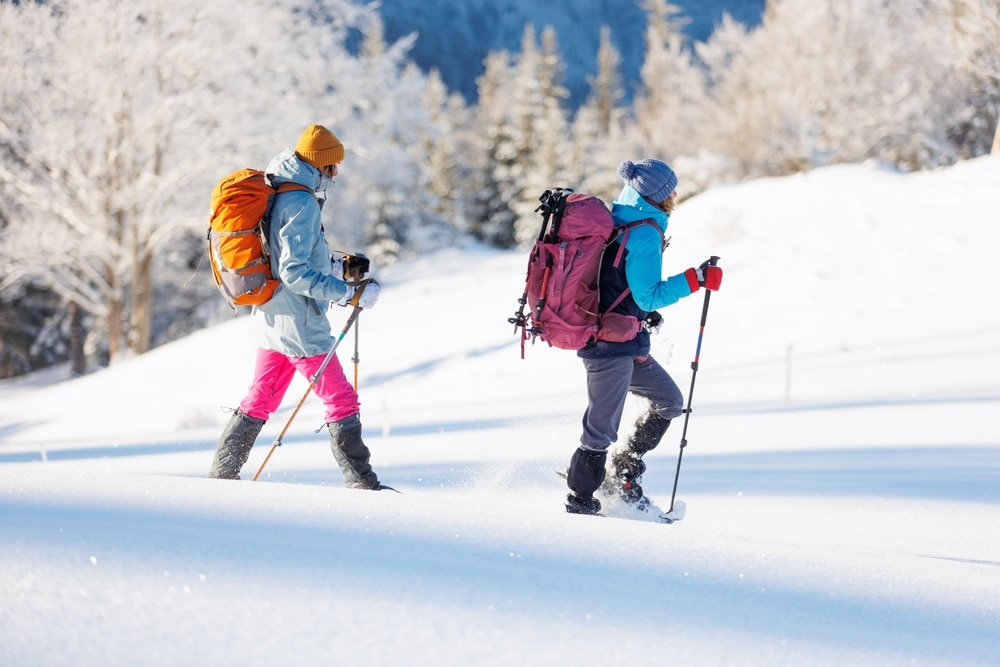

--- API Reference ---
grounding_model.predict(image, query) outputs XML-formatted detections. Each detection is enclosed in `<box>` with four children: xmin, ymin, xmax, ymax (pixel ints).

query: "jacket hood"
<box><xmin>266</xmin><ymin>149</ymin><xmax>326</xmax><ymax>192</ymax></box>
<box><xmin>611</xmin><ymin>184</ymin><xmax>668</xmax><ymax>233</ymax></box>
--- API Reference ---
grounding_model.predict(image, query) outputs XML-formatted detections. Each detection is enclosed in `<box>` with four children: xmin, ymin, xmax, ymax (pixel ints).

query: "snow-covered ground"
<box><xmin>2</xmin><ymin>157</ymin><xmax>999</xmax><ymax>666</ymax></box>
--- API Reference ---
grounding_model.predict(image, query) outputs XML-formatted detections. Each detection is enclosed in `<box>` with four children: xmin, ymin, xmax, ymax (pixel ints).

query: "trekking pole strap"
<box><xmin>348</xmin><ymin>277</ymin><xmax>369</xmax><ymax>308</ymax></box>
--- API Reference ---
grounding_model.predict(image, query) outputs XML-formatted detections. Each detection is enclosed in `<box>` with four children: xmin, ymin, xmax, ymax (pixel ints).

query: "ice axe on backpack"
<box><xmin>508</xmin><ymin>188</ymin><xmax>572</xmax><ymax>357</ymax></box>
<box><xmin>661</xmin><ymin>255</ymin><xmax>720</xmax><ymax>523</ymax></box>
<box><xmin>251</xmin><ymin>279</ymin><xmax>370</xmax><ymax>481</ymax></box>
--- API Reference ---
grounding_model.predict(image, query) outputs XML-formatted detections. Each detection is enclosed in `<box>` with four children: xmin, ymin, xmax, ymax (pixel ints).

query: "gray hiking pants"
<box><xmin>579</xmin><ymin>355</ymin><xmax>684</xmax><ymax>451</ymax></box>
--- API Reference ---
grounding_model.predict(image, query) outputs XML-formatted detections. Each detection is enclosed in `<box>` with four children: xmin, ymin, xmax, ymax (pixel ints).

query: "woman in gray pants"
<box><xmin>565</xmin><ymin>159</ymin><xmax>723</xmax><ymax>515</ymax></box>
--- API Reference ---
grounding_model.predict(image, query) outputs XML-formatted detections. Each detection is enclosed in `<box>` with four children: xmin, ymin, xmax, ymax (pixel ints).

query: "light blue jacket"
<box><xmin>610</xmin><ymin>185</ymin><xmax>694</xmax><ymax>312</ymax></box>
<box><xmin>249</xmin><ymin>150</ymin><xmax>351</xmax><ymax>357</ymax></box>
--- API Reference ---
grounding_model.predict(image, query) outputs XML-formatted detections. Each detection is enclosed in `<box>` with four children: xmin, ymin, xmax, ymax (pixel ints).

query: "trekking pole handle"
<box><xmin>697</xmin><ymin>256</ymin><xmax>720</xmax><ymax>329</ymax></box>
<box><xmin>349</xmin><ymin>278</ymin><xmax>369</xmax><ymax>308</ymax></box>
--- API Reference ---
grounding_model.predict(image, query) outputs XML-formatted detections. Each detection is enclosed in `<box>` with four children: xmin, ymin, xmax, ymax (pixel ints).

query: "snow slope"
<box><xmin>2</xmin><ymin>157</ymin><xmax>999</xmax><ymax>666</ymax></box>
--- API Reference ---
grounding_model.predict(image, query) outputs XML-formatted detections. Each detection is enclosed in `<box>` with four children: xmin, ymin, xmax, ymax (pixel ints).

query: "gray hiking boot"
<box><xmin>209</xmin><ymin>409</ymin><xmax>266</xmax><ymax>479</ymax></box>
<box><xmin>328</xmin><ymin>413</ymin><xmax>381</xmax><ymax>490</ymax></box>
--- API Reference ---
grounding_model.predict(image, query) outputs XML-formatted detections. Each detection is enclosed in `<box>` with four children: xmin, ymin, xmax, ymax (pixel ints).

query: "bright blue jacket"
<box><xmin>578</xmin><ymin>184</ymin><xmax>695</xmax><ymax>359</ymax></box>
<box><xmin>249</xmin><ymin>149</ymin><xmax>351</xmax><ymax>358</ymax></box>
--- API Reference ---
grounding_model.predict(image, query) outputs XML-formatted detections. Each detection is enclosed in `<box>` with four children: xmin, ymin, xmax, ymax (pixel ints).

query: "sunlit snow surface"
<box><xmin>3</xmin><ymin>158</ymin><xmax>999</xmax><ymax>666</ymax></box>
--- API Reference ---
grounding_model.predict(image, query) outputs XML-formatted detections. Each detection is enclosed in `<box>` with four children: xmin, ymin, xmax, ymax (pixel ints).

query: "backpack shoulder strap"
<box><xmin>610</xmin><ymin>218</ymin><xmax>663</xmax><ymax>269</ymax></box>
<box><xmin>602</xmin><ymin>219</ymin><xmax>666</xmax><ymax>314</ymax></box>
<box><xmin>274</xmin><ymin>182</ymin><xmax>313</xmax><ymax>195</ymax></box>
<box><xmin>263</xmin><ymin>181</ymin><xmax>314</xmax><ymax>227</ymax></box>
<box><xmin>258</xmin><ymin>182</ymin><xmax>316</xmax><ymax>262</ymax></box>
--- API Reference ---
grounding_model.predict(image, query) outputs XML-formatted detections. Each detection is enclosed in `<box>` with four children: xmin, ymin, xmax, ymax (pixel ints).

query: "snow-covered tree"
<box><xmin>571</xmin><ymin>25</ymin><xmax>634</xmax><ymax>200</ymax></box>
<box><xmin>513</xmin><ymin>25</ymin><xmax>572</xmax><ymax>245</ymax></box>
<box><xmin>1</xmin><ymin>0</ymin><xmax>274</xmax><ymax>363</ymax></box>
<box><xmin>417</xmin><ymin>69</ymin><xmax>473</xmax><ymax>241</ymax></box>
<box><xmin>696</xmin><ymin>0</ymin><xmax>963</xmax><ymax>176</ymax></box>
<box><xmin>0</xmin><ymin>0</ymin><xmax>390</xmax><ymax>369</ymax></box>
<box><xmin>468</xmin><ymin>50</ymin><xmax>521</xmax><ymax>248</ymax></box>
<box><xmin>633</xmin><ymin>0</ymin><xmax>707</xmax><ymax>162</ymax></box>
<box><xmin>589</xmin><ymin>25</ymin><xmax>629</xmax><ymax>138</ymax></box>
<box><xmin>328</xmin><ymin>12</ymin><xmax>419</xmax><ymax>263</ymax></box>
<box><xmin>937</xmin><ymin>0</ymin><xmax>1000</xmax><ymax>156</ymax></box>
<box><xmin>466</xmin><ymin>24</ymin><xmax>574</xmax><ymax>247</ymax></box>
<box><xmin>4</xmin><ymin>0</ymin><xmax>996</xmax><ymax>379</ymax></box>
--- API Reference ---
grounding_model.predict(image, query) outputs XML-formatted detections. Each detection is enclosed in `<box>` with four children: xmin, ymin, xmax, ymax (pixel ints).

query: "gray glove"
<box><xmin>336</xmin><ymin>278</ymin><xmax>380</xmax><ymax>309</ymax></box>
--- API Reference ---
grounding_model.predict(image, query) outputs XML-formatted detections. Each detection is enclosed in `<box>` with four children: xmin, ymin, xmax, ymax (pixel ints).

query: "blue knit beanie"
<box><xmin>618</xmin><ymin>159</ymin><xmax>677</xmax><ymax>203</ymax></box>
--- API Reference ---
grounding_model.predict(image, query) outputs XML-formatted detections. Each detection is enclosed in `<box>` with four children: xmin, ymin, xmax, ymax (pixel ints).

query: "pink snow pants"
<box><xmin>239</xmin><ymin>348</ymin><xmax>360</xmax><ymax>424</ymax></box>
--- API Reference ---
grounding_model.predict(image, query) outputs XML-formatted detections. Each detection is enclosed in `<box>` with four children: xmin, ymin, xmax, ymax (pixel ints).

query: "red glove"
<box><xmin>700</xmin><ymin>262</ymin><xmax>723</xmax><ymax>291</ymax></box>
<box><xmin>685</xmin><ymin>262</ymin><xmax>723</xmax><ymax>293</ymax></box>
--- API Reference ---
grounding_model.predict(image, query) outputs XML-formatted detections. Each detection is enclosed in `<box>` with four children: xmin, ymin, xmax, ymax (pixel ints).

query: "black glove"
<box><xmin>343</xmin><ymin>253</ymin><xmax>370</xmax><ymax>285</ymax></box>
<box><xmin>645</xmin><ymin>311</ymin><xmax>663</xmax><ymax>333</ymax></box>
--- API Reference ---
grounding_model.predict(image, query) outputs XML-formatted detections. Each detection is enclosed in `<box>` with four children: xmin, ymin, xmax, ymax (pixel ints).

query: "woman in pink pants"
<box><xmin>208</xmin><ymin>125</ymin><xmax>383</xmax><ymax>489</ymax></box>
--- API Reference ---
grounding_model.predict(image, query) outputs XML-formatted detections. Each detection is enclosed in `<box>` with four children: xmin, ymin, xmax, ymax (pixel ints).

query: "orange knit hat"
<box><xmin>295</xmin><ymin>124</ymin><xmax>345</xmax><ymax>169</ymax></box>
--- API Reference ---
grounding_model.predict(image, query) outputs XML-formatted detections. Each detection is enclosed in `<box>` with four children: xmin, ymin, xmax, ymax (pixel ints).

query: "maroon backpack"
<box><xmin>509</xmin><ymin>188</ymin><xmax>660</xmax><ymax>357</ymax></box>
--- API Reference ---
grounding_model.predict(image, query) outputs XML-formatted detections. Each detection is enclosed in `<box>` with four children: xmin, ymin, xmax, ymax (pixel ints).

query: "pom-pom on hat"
<box><xmin>618</xmin><ymin>159</ymin><xmax>677</xmax><ymax>204</ymax></box>
<box><xmin>295</xmin><ymin>124</ymin><xmax>345</xmax><ymax>169</ymax></box>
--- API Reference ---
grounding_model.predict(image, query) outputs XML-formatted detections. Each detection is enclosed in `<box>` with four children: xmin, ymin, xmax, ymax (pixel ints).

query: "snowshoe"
<box><xmin>618</xmin><ymin>479</ymin><xmax>652</xmax><ymax>512</ymax></box>
<box><xmin>565</xmin><ymin>492</ymin><xmax>602</xmax><ymax>516</ymax></box>
<box><xmin>602</xmin><ymin>451</ymin><xmax>652</xmax><ymax>512</ymax></box>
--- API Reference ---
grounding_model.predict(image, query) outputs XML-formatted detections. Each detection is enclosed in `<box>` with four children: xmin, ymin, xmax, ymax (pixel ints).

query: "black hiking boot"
<box><xmin>603</xmin><ymin>412</ymin><xmax>672</xmax><ymax>511</ymax></box>
<box><xmin>608</xmin><ymin>450</ymin><xmax>652</xmax><ymax>511</ymax></box>
<box><xmin>565</xmin><ymin>492</ymin><xmax>602</xmax><ymax>516</ymax></box>
<box><xmin>564</xmin><ymin>447</ymin><xmax>607</xmax><ymax>514</ymax></box>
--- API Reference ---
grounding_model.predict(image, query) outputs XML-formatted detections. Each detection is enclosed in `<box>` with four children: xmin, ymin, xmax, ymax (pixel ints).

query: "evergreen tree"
<box><xmin>468</xmin><ymin>50</ymin><xmax>520</xmax><ymax>248</ymax></box>
<box><xmin>940</xmin><ymin>0</ymin><xmax>1000</xmax><ymax>156</ymax></box>
<box><xmin>571</xmin><ymin>25</ymin><xmax>632</xmax><ymax>200</ymax></box>
<box><xmin>514</xmin><ymin>26</ymin><xmax>572</xmax><ymax>245</ymax></box>
<box><xmin>633</xmin><ymin>0</ymin><xmax>707</xmax><ymax>162</ymax></box>
<box><xmin>590</xmin><ymin>25</ymin><xmax>628</xmax><ymax>137</ymax></box>
<box><xmin>418</xmin><ymin>69</ymin><xmax>472</xmax><ymax>241</ymax></box>
<box><xmin>334</xmin><ymin>12</ymin><xmax>420</xmax><ymax>264</ymax></box>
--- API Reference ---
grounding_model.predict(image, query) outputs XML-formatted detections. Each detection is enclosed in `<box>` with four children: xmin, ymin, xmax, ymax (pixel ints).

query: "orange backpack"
<box><xmin>207</xmin><ymin>169</ymin><xmax>311</xmax><ymax>310</ymax></box>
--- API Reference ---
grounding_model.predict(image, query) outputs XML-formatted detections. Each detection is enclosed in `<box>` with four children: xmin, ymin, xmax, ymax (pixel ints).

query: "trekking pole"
<box><xmin>252</xmin><ymin>282</ymin><xmax>368</xmax><ymax>481</ymax></box>
<box><xmin>343</xmin><ymin>255</ymin><xmax>367</xmax><ymax>391</ymax></box>
<box><xmin>352</xmin><ymin>316</ymin><xmax>360</xmax><ymax>391</ymax></box>
<box><xmin>664</xmin><ymin>256</ymin><xmax>720</xmax><ymax>519</ymax></box>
